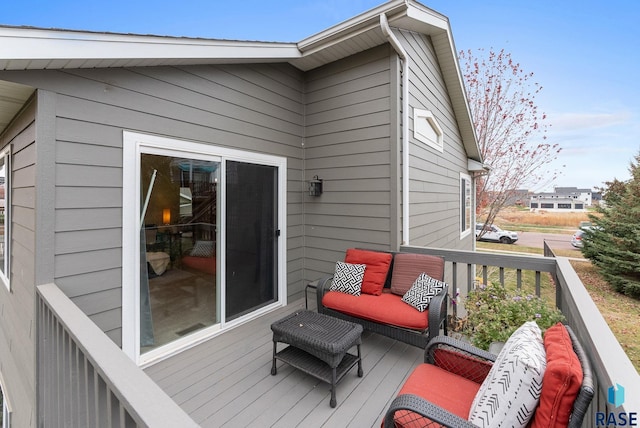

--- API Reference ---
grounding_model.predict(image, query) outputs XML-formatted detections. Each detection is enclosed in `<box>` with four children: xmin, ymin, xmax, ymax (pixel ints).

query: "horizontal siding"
<box><xmin>304</xmin><ymin>45</ymin><xmax>395</xmax><ymax>280</ymax></box>
<box><xmin>0</xmin><ymin>100</ymin><xmax>37</xmax><ymax>428</ymax></box>
<box><xmin>398</xmin><ymin>29</ymin><xmax>472</xmax><ymax>251</ymax></box>
<box><xmin>2</xmin><ymin>62</ymin><xmax>306</xmax><ymax>344</ymax></box>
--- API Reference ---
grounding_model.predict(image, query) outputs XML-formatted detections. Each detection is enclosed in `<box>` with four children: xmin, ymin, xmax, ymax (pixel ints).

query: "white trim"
<box><xmin>413</xmin><ymin>108</ymin><xmax>443</xmax><ymax>152</ymax></box>
<box><xmin>0</xmin><ymin>370</ymin><xmax>11</xmax><ymax>428</ymax></box>
<box><xmin>380</xmin><ymin>13</ymin><xmax>411</xmax><ymax>246</ymax></box>
<box><xmin>0</xmin><ymin>27</ymin><xmax>300</xmax><ymax>63</ymax></box>
<box><xmin>122</xmin><ymin>131</ymin><xmax>287</xmax><ymax>365</ymax></box>
<box><xmin>460</xmin><ymin>172</ymin><xmax>472</xmax><ymax>239</ymax></box>
<box><xmin>0</xmin><ymin>146</ymin><xmax>10</xmax><ymax>291</ymax></box>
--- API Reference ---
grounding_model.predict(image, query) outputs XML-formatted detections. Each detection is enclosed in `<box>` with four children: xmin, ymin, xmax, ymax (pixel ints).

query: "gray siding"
<box><xmin>0</xmin><ymin>98</ymin><xmax>37</xmax><ymax>427</ymax></box>
<box><xmin>0</xmin><ymin>35</ymin><xmax>475</xmax><ymax>362</ymax></box>
<box><xmin>303</xmin><ymin>45</ymin><xmax>397</xmax><ymax>281</ymax></box>
<box><xmin>398</xmin><ymin>29</ymin><xmax>473</xmax><ymax>251</ymax></box>
<box><xmin>0</xmin><ymin>63</ymin><xmax>305</xmax><ymax>344</ymax></box>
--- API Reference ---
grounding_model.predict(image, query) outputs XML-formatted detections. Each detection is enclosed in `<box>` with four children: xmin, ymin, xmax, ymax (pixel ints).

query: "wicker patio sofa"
<box><xmin>315</xmin><ymin>248</ymin><xmax>448</xmax><ymax>348</ymax></box>
<box><xmin>383</xmin><ymin>322</ymin><xmax>594</xmax><ymax>428</ymax></box>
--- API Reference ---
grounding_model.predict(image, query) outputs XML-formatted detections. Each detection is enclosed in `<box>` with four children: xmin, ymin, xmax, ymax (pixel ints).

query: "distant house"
<box><xmin>0</xmin><ymin>1</ymin><xmax>484</xmax><ymax>424</ymax></box>
<box><xmin>506</xmin><ymin>189</ymin><xmax>532</xmax><ymax>207</ymax></box>
<box><xmin>530</xmin><ymin>186</ymin><xmax>593</xmax><ymax>211</ymax></box>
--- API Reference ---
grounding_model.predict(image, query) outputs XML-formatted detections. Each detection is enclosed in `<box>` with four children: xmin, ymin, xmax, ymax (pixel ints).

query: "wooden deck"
<box><xmin>144</xmin><ymin>298</ymin><xmax>424</xmax><ymax>427</ymax></box>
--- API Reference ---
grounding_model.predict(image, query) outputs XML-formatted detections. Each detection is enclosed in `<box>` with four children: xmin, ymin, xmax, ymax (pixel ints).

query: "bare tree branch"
<box><xmin>459</xmin><ymin>48</ymin><xmax>562</xmax><ymax>229</ymax></box>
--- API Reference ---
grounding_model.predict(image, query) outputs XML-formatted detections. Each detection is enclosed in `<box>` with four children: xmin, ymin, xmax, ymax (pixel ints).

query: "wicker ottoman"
<box><xmin>270</xmin><ymin>310</ymin><xmax>363</xmax><ymax>407</ymax></box>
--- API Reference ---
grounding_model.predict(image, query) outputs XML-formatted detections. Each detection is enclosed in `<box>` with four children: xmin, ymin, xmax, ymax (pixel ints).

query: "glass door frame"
<box><xmin>122</xmin><ymin>131</ymin><xmax>287</xmax><ymax>366</ymax></box>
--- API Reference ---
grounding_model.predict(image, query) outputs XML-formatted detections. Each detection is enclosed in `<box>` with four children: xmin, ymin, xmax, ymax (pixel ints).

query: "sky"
<box><xmin>2</xmin><ymin>0</ymin><xmax>639</xmax><ymax>192</ymax></box>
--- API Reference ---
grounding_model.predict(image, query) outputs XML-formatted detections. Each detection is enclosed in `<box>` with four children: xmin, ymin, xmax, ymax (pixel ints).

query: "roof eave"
<box><xmin>0</xmin><ymin>26</ymin><xmax>301</xmax><ymax>70</ymax></box>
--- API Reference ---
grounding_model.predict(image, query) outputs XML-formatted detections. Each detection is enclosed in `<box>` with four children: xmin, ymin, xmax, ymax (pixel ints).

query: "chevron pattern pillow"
<box><xmin>469</xmin><ymin>321</ymin><xmax>547</xmax><ymax>428</ymax></box>
<box><xmin>330</xmin><ymin>261</ymin><xmax>366</xmax><ymax>296</ymax></box>
<box><xmin>401</xmin><ymin>272</ymin><xmax>446</xmax><ymax>312</ymax></box>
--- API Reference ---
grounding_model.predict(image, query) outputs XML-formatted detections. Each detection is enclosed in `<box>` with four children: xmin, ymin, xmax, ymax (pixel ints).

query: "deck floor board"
<box><xmin>145</xmin><ymin>299</ymin><xmax>424</xmax><ymax>427</ymax></box>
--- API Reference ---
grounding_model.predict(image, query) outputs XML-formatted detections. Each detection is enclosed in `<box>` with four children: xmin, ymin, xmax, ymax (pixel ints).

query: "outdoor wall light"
<box><xmin>162</xmin><ymin>208</ymin><xmax>171</xmax><ymax>225</ymax></box>
<box><xmin>308</xmin><ymin>175</ymin><xmax>323</xmax><ymax>196</ymax></box>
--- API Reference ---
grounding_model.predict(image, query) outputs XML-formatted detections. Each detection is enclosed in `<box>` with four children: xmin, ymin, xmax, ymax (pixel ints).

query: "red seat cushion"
<box><xmin>345</xmin><ymin>248</ymin><xmax>392</xmax><ymax>295</ymax></box>
<box><xmin>322</xmin><ymin>290</ymin><xmax>428</xmax><ymax>330</ymax></box>
<box><xmin>393</xmin><ymin>364</ymin><xmax>481</xmax><ymax>427</ymax></box>
<box><xmin>530</xmin><ymin>323</ymin><xmax>583</xmax><ymax>428</ymax></box>
<box><xmin>182</xmin><ymin>255</ymin><xmax>216</xmax><ymax>275</ymax></box>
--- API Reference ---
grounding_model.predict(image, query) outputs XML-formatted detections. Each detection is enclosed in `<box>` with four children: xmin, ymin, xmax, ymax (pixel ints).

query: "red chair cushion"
<box><xmin>390</xmin><ymin>253</ymin><xmax>445</xmax><ymax>296</ymax></box>
<box><xmin>322</xmin><ymin>290</ymin><xmax>428</xmax><ymax>330</ymax></box>
<box><xmin>345</xmin><ymin>248</ymin><xmax>392</xmax><ymax>295</ymax></box>
<box><xmin>530</xmin><ymin>323</ymin><xmax>583</xmax><ymax>428</ymax></box>
<box><xmin>181</xmin><ymin>255</ymin><xmax>216</xmax><ymax>275</ymax></box>
<box><xmin>431</xmin><ymin>348</ymin><xmax>493</xmax><ymax>384</ymax></box>
<box><xmin>393</xmin><ymin>364</ymin><xmax>481</xmax><ymax>427</ymax></box>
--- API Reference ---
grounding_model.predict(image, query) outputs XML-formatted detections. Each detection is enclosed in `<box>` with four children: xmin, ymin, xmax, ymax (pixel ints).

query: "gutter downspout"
<box><xmin>380</xmin><ymin>13</ymin><xmax>410</xmax><ymax>245</ymax></box>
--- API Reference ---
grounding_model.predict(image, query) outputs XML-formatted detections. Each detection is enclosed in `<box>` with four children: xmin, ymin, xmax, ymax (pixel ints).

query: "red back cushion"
<box><xmin>530</xmin><ymin>323</ymin><xmax>583</xmax><ymax>428</ymax></box>
<box><xmin>390</xmin><ymin>253</ymin><xmax>445</xmax><ymax>296</ymax></box>
<box><xmin>344</xmin><ymin>249</ymin><xmax>392</xmax><ymax>295</ymax></box>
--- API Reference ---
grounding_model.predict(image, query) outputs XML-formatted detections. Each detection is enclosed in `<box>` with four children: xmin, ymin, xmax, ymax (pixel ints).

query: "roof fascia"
<box><xmin>297</xmin><ymin>0</ymin><xmax>408</xmax><ymax>54</ymax></box>
<box><xmin>405</xmin><ymin>4</ymin><xmax>482</xmax><ymax>162</ymax></box>
<box><xmin>0</xmin><ymin>26</ymin><xmax>301</xmax><ymax>66</ymax></box>
<box><xmin>295</xmin><ymin>1</ymin><xmax>481</xmax><ymax>163</ymax></box>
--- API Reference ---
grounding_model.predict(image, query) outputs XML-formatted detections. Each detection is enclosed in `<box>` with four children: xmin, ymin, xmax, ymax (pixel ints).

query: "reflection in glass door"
<box><xmin>140</xmin><ymin>154</ymin><xmax>220</xmax><ymax>353</ymax></box>
<box><xmin>225</xmin><ymin>161</ymin><xmax>278</xmax><ymax>320</ymax></box>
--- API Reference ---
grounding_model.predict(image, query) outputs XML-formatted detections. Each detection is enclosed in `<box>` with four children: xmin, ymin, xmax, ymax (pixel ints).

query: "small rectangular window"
<box><xmin>0</xmin><ymin>148</ymin><xmax>10</xmax><ymax>290</ymax></box>
<box><xmin>460</xmin><ymin>173</ymin><xmax>472</xmax><ymax>237</ymax></box>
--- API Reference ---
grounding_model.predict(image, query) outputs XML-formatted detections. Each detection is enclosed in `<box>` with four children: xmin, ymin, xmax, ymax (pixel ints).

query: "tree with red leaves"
<box><xmin>459</xmin><ymin>48</ymin><xmax>562</xmax><ymax>231</ymax></box>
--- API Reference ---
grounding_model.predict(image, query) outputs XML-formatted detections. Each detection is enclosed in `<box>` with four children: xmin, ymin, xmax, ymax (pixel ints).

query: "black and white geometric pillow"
<box><xmin>401</xmin><ymin>272</ymin><xmax>446</xmax><ymax>312</ymax></box>
<box><xmin>469</xmin><ymin>321</ymin><xmax>547</xmax><ymax>428</ymax></box>
<box><xmin>330</xmin><ymin>261</ymin><xmax>366</xmax><ymax>296</ymax></box>
<box><xmin>190</xmin><ymin>240</ymin><xmax>215</xmax><ymax>257</ymax></box>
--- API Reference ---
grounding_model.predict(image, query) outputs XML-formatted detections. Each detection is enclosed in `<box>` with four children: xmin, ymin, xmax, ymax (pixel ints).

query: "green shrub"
<box><xmin>463</xmin><ymin>281</ymin><xmax>565</xmax><ymax>350</ymax></box>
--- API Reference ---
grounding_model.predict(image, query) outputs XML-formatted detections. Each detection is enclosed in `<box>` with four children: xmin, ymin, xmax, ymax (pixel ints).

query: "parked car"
<box><xmin>475</xmin><ymin>223</ymin><xmax>519</xmax><ymax>244</ymax></box>
<box><xmin>571</xmin><ymin>226</ymin><xmax>593</xmax><ymax>248</ymax></box>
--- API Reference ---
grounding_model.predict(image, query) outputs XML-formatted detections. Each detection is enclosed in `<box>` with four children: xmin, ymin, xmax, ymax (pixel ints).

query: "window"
<box><xmin>0</xmin><ymin>148</ymin><xmax>10</xmax><ymax>291</ymax></box>
<box><xmin>413</xmin><ymin>109</ymin><xmax>443</xmax><ymax>152</ymax></box>
<box><xmin>558</xmin><ymin>203</ymin><xmax>571</xmax><ymax>209</ymax></box>
<box><xmin>530</xmin><ymin>202</ymin><xmax>538</xmax><ymax>208</ymax></box>
<box><xmin>541</xmin><ymin>203</ymin><xmax>554</xmax><ymax>209</ymax></box>
<box><xmin>460</xmin><ymin>173</ymin><xmax>472</xmax><ymax>237</ymax></box>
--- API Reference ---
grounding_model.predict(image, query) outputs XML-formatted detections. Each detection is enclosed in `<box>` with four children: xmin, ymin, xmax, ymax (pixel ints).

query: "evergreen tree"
<box><xmin>582</xmin><ymin>151</ymin><xmax>640</xmax><ymax>299</ymax></box>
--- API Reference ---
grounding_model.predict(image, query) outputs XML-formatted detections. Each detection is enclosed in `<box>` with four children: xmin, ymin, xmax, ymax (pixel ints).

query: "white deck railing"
<box><xmin>36</xmin><ymin>283</ymin><xmax>198</xmax><ymax>428</ymax></box>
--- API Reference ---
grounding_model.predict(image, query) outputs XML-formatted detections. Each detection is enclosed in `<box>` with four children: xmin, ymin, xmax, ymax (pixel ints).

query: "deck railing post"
<box><xmin>36</xmin><ymin>283</ymin><xmax>198</xmax><ymax>427</ymax></box>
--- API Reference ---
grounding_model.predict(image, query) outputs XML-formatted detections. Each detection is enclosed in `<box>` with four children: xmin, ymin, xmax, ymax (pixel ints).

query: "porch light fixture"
<box><xmin>162</xmin><ymin>208</ymin><xmax>171</xmax><ymax>225</ymax></box>
<box><xmin>308</xmin><ymin>175</ymin><xmax>323</xmax><ymax>197</ymax></box>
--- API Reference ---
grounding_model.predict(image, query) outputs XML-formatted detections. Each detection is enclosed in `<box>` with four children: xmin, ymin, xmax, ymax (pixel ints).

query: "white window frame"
<box><xmin>122</xmin><ymin>131</ymin><xmax>287</xmax><ymax>366</ymax></box>
<box><xmin>460</xmin><ymin>172</ymin><xmax>472</xmax><ymax>239</ymax></box>
<box><xmin>0</xmin><ymin>147</ymin><xmax>10</xmax><ymax>291</ymax></box>
<box><xmin>413</xmin><ymin>108</ymin><xmax>444</xmax><ymax>152</ymax></box>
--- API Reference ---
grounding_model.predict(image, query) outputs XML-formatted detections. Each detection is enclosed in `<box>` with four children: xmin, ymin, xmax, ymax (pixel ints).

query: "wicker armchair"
<box><xmin>383</xmin><ymin>326</ymin><xmax>594</xmax><ymax>428</ymax></box>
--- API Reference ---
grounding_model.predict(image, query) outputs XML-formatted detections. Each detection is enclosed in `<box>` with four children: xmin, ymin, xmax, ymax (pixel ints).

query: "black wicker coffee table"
<box><xmin>270</xmin><ymin>310</ymin><xmax>363</xmax><ymax>407</ymax></box>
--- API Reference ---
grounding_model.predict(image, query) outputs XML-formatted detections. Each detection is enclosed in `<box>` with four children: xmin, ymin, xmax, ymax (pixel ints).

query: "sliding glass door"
<box><xmin>225</xmin><ymin>161</ymin><xmax>278</xmax><ymax>320</ymax></box>
<box><xmin>123</xmin><ymin>132</ymin><xmax>286</xmax><ymax>364</ymax></box>
<box><xmin>140</xmin><ymin>154</ymin><xmax>220</xmax><ymax>353</ymax></box>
